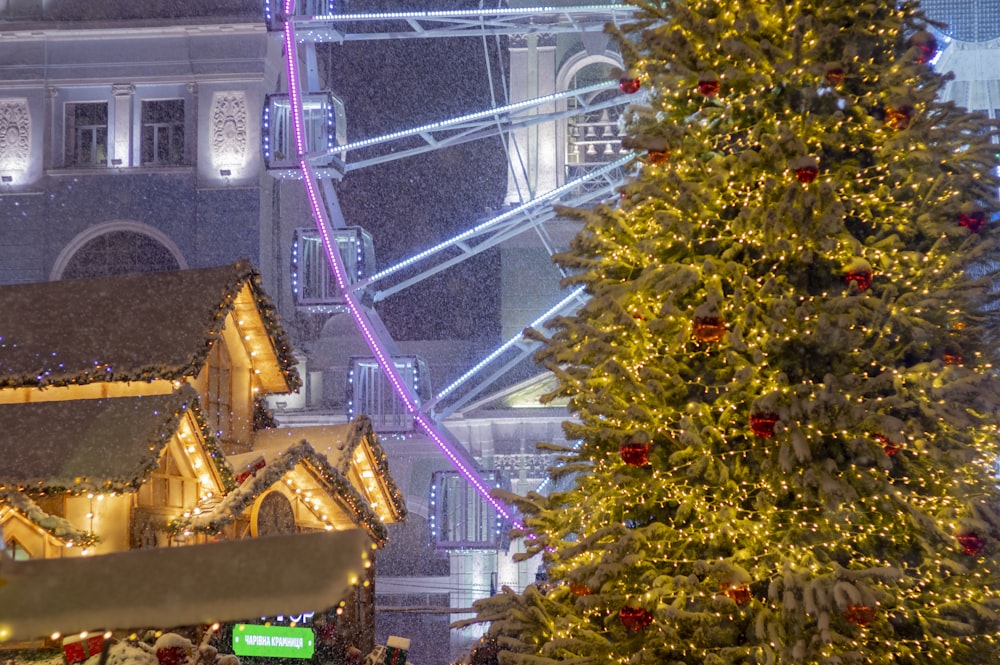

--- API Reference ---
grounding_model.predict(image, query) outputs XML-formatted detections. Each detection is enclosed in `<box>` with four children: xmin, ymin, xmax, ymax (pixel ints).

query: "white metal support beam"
<box><xmin>317</xmin><ymin>81</ymin><xmax>633</xmax><ymax>175</ymax></box>
<box><xmin>291</xmin><ymin>5</ymin><xmax>636</xmax><ymax>43</ymax></box>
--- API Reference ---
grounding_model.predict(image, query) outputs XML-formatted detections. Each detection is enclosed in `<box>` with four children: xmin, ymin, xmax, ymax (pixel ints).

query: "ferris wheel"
<box><xmin>264</xmin><ymin>0</ymin><xmax>640</xmax><ymax>529</ymax></box>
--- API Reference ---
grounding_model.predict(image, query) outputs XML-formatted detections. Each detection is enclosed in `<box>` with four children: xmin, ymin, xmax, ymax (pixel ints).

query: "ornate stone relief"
<box><xmin>0</xmin><ymin>99</ymin><xmax>30</xmax><ymax>172</ymax></box>
<box><xmin>210</xmin><ymin>91</ymin><xmax>248</xmax><ymax>168</ymax></box>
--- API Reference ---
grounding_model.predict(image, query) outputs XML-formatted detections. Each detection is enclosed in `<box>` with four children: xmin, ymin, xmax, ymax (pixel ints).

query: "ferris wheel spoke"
<box><xmin>322</xmin><ymin>82</ymin><xmax>629</xmax><ymax>175</ymax></box>
<box><xmin>359</xmin><ymin>157</ymin><xmax>630</xmax><ymax>301</ymax></box>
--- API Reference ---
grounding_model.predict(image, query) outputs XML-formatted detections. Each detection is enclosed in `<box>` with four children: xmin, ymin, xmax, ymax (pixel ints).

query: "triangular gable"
<box><xmin>0</xmin><ymin>260</ymin><xmax>299</xmax><ymax>394</ymax></box>
<box><xmin>181</xmin><ymin>440</ymin><xmax>390</xmax><ymax>545</ymax></box>
<box><xmin>0</xmin><ymin>492</ymin><xmax>96</xmax><ymax>552</ymax></box>
<box><xmin>0</xmin><ymin>386</ymin><xmax>214</xmax><ymax>493</ymax></box>
<box><xmin>252</xmin><ymin>417</ymin><xmax>407</xmax><ymax>525</ymax></box>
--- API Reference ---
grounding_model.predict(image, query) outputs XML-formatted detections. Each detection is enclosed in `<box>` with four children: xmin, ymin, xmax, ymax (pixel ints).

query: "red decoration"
<box><xmin>63</xmin><ymin>634</ymin><xmax>106</xmax><ymax>665</ymax></box>
<box><xmin>619</xmin><ymin>74</ymin><xmax>642</xmax><ymax>94</ymax></box>
<box><xmin>910</xmin><ymin>30</ymin><xmax>938</xmax><ymax>63</ymax></box>
<box><xmin>845</xmin><ymin>269</ymin><xmax>872</xmax><ymax>291</ymax></box>
<box><xmin>697</xmin><ymin>72</ymin><xmax>720</xmax><ymax>97</ymax></box>
<box><xmin>795</xmin><ymin>166</ymin><xmax>819</xmax><ymax>183</ymax></box>
<box><xmin>569</xmin><ymin>582</ymin><xmax>591</xmax><ymax>596</ymax></box>
<box><xmin>824</xmin><ymin>63</ymin><xmax>845</xmax><ymax>87</ymax></box>
<box><xmin>619</xmin><ymin>606</ymin><xmax>653</xmax><ymax>631</ymax></box>
<box><xmin>620</xmin><ymin>431</ymin><xmax>652</xmax><ymax>467</ymax></box>
<box><xmin>845</xmin><ymin>605</ymin><xmax>877</xmax><ymax>627</ymax></box>
<box><xmin>750</xmin><ymin>412</ymin><xmax>779</xmax><ymax>438</ymax></box>
<box><xmin>157</xmin><ymin>647</ymin><xmax>189</xmax><ymax>665</ymax></box>
<box><xmin>235</xmin><ymin>455</ymin><xmax>266</xmax><ymax>484</ymax></box>
<box><xmin>721</xmin><ymin>583</ymin><xmax>751</xmax><ymax>606</ymax></box>
<box><xmin>958</xmin><ymin>203</ymin><xmax>986</xmax><ymax>233</ymax></box>
<box><xmin>958</xmin><ymin>531</ymin><xmax>986</xmax><ymax>555</ymax></box>
<box><xmin>692</xmin><ymin>315</ymin><xmax>726</xmax><ymax>343</ymax></box>
<box><xmin>885</xmin><ymin>105</ymin><xmax>914</xmax><ymax>130</ymax></box>
<box><xmin>646</xmin><ymin>148</ymin><xmax>669</xmax><ymax>165</ymax></box>
<box><xmin>943</xmin><ymin>351</ymin><xmax>963</xmax><ymax>366</ymax></box>
<box><xmin>874</xmin><ymin>434</ymin><xmax>901</xmax><ymax>456</ymax></box>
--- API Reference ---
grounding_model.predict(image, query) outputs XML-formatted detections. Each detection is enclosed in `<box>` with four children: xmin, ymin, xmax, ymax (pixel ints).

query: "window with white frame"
<box><xmin>65</xmin><ymin>102</ymin><xmax>108</xmax><ymax>167</ymax></box>
<box><xmin>141</xmin><ymin>99</ymin><xmax>185</xmax><ymax>166</ymax></box>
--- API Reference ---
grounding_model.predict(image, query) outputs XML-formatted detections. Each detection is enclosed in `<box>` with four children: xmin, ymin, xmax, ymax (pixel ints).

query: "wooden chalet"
<box><xmin>0</xmin><ymin>260</ymin><xmax>405</xmax><ymax>563</ymax></box>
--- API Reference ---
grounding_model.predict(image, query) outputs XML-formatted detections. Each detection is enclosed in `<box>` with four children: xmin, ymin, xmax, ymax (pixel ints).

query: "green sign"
<box><xmin>232</xmin><ymin>624</ymin><xmax>315</xmax><ymax>659</ymax></box>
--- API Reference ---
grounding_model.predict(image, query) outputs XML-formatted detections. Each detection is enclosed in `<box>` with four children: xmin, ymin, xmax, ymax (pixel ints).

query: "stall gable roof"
<box><xmin>0</xmin><ymin>385</ymin><xmax>212</xmax><ymax>493</ymax></box>
<box><xmin>0</xmin><ymin>260</ymin><xmax>298</xmax><ymax>393</ymax></box>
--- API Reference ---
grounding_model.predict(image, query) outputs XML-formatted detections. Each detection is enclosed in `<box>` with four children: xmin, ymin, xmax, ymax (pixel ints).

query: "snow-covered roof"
<box><xmin>182</xmin><ymin>439</ymin><xmax>393</xmax><ymax>545</ymax></box>
<box><xmin>0</xmin><ymin>260</ymin><xmax>299</xmax><ymax>393</ymax></box>
<box><xmin>0</xmin><ymin>385</ymin><xmax>201</xmax><ymax>492</ymax></box>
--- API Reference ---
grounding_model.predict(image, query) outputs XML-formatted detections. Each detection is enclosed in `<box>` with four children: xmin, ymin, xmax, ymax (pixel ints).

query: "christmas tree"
<box><xmin>470</xmin><ymin>0</ymin><xmax>1000</xmax><ymax>663</ymax></box>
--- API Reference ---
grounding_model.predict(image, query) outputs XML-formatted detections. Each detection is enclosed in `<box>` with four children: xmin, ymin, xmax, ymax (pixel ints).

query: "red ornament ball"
<box><xmin>824</xmin><ymin>63</ymin><xmax>845</xmax><ymax>87</ymax></box>
<box><xmin>958</xmin><ymin>531</ymin><xmax>986</xmax><ymax>556</ymax></box>
<box><xmin>943</xmin><ymin>351</ymin><xmax>963</xmax><ymax>366</ymax></box>
<box><xmin>646</xmin><ymin>148</ymin><xmax>669</xmax><ymax>165</ymax></box>
<box><xmin>619</xmin><ymin>606</ymin><xmax>654</xmax><ymax>632</ymax></box>
<box><xmin>845</xmin><ymin>269</ymin><xmax>872</xmax><ymax>291</ymax></box>
<box><xmin>697</xmin><ymin>72</ymin><xmax>720</xmax><ymax>97</ymax></box>
<box><xmin>569</xmin><ymin>582</ymin><xmax>591</xmax><ymax>596</ymax></box>
<box><xmin>692</xmin><ymin>315</ymin><xmax>726</xmax><ymax>343</ymax></box>
<box><xmin>885</xmin><ymin>104</ymin><xmax>914</xmax><ymax>130</ymax></box>
<box><xmin>845</xmin><ymin>605</ymin><xmax>877</xmax><ymax>627</ymax></box>
<box><xmin>795</xmin><ymin>166</ymin><xmax>819</xmax><ymax>183</ymax></box>
<box><xmin>620</xmin><ymin>431</ymin><xmax>652</xmax><ymax>467</ymax></box>
<box><xmin>874</xmin><ymin>434</ymin><xmax>901</xmax><ymax>457</ymax></box>
<box><xmin>958</xmin><ymin>203</ymin><xmax>986</xmax><ymax>233</ymax></box>
<box><xmin>910</xmin><ymin>30</ymin><xmax>938</xmax><ymax>64</ymax></box>
<box><xmin>619</xmin><ymin>74</ymin><xmax>642</xmax><ymax>94</ymax></box>
<box><xmin>750</xmin><ymin>412</ymin><xmax>779</xmax><ymax>438</ymax></box>
<box><xmin>721</xmin><ymin>583</ymin><xmax>752</xmax><ymax>606</ymax></box>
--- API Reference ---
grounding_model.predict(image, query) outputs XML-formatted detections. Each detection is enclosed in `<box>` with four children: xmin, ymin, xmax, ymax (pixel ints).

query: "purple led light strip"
<box><xmin>282</xmin><ymin>0</ymin><xmax>520</xmax><ymax>527</ymax></box>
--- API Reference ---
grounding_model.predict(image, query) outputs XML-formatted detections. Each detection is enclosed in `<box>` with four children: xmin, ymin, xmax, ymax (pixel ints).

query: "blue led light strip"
<box><xmin>282</xmin><ymin>0</ymin><xmax>519</xmax><ymax>527</ymax></box>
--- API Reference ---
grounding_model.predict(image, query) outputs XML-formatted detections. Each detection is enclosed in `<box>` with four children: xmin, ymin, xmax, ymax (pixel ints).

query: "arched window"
<box><xmin>61</xmin><ymin>230</ymin><xmax>180</xmax><ymax>279</ymax></box>
<box><xmin>564</xmin><ymin>60</ymin><xmax>626</xmax><ymax>182</ymax></box>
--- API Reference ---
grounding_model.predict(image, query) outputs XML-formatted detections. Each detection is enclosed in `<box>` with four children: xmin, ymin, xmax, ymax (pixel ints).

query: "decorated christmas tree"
<box><xmin>470</xmin><ymin>0</ymin><xmax>1000</xmax><ymax>663</ymax></box>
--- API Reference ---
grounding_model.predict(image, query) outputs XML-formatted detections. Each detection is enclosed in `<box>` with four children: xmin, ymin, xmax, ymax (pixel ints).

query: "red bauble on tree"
<box><xmin>844</xmin><ymin>258</ymin><xmax>873</xmax><ymax>291</ymax></box>
<box><xmin>750</xmin><ymin>412</ymin><xmax>779</xmax><ymax>438</ymax></box>
<box><xmin>569</xmin><ymin>582</ymin><xmax>591</xmax><ymax>596</ymax></box>
<box><xmin>910</xmin><ymin>30</ymin><xmax>938</xmax><ymax>64</ymax></box>
<box><xmin>885</xmin><ymin>104</ymin><xmax>914</xmax><ymax>130</ymax></box>
<box><xmin>791</xmin><ymin>156</ymin><xmax>819</xmax><ymax>184</ymax></box>
<box><xmin>720</xmin><ymin>583</ymin><xmax>752</xmax><ymax>606</ymax></box>
<box><xmin>620</xmin><ymin>430</ymin><xmax>652</xmax><ymax>467</ymax></box>
<box><xmin>845</xmin><ymin>605</ymin><xmax>877</xmax><ymax>627</ymax></box>
<box><xmin>697</xmin><ymin>72</ymin><xmax>720</xmax><ymax>97</ymax></box>
<box><xmin>692</xmin><ymin>315</ymin><xmax>726</xmax><ymax>343</ymax></box>
<box><xmin>874</xmin><ymin>434</ymin><xmax>901</xmax><ymax>457</ymax></box>
<box><xmin>646</xmin><ymin>148</ymin><xmax>669</xmax><ymax>165</ymax></box>
<box><xmin>958</xmin><ymin>202</ymin><xmax>986</xmax><ymax>233</ymax></box>
<box><xmin>957</xmin><ymin>531</ymin><xmax>986</xmax><ymax>556</ymax></box>
<box><xmin>943</xmin><ymin>349</ymin><xmax>964</xmax><ymax>366</ymax></box>
<box><xmin>619</xmin><ymin>606</ymin><xmax>654</xmax><ymax>631</ymax></box>
<box><xmin>824</xmin><ymin>62</ymin><xmax>845</xmax><ymax>87</ymax></box>
<box><xmin>619</xmin><ymin>72</ymin><xmax>642</xmax><ymax>94</ymax></box>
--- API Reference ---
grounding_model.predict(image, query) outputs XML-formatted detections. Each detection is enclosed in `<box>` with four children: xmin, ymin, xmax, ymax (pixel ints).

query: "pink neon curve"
<box><xmin>281</xmin><ymin>0</ymin><xmax>520</xmax><ymax>528</ymax></box>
